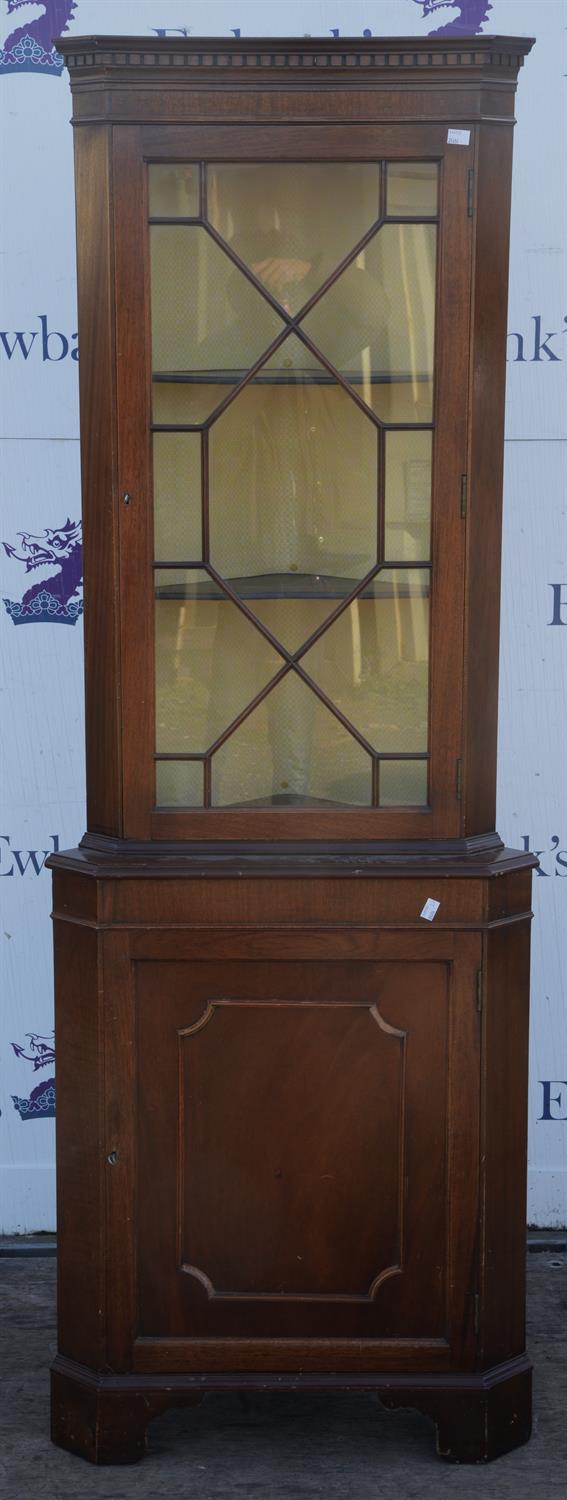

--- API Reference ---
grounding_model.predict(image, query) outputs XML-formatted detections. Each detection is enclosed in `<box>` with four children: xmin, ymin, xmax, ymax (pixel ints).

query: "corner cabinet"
<box><xmin>50</xmin><ymin>35</ymin><xmax>535</xmax><ymax>1465</ymax></box>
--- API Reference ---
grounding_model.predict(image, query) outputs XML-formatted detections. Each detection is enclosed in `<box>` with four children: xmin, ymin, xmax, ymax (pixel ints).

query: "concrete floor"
<box><xmin>0</xmin><ymin>1254</ymin><xmax>565</xmax><ymax>1499</ymax></box>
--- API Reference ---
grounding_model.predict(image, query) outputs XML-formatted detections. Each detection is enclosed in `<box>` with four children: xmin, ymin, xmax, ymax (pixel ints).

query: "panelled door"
<box><xmin>129</xmin><ymin>930</ymin><xmax>481</xmax><ymax>1372</ymax></box>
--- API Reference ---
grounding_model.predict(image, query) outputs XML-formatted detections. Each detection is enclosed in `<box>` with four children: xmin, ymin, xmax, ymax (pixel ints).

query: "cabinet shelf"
<box><xmin>154</xmin><ymin>571</ymin><xmax>430</xmax><ymax>601</ymax></box>
<box><xmin>152</xmin><ymin>370</ymin><xmax>430</xmax><ymax>387</ymax></box>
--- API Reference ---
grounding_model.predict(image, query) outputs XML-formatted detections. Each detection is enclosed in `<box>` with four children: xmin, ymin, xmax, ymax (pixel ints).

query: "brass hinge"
<box><xmin>460</xmin><ymin>474</ymin><xmax>468</xmax><ymax>519</ymax></box>
<box><xmin>467</xmin><ymin>167</ymin><xmax>475</xmax><ymax>217</ymax></box>
<box><xmin>474</xmin><ymin>1292</ymin><xmax>480</xmax><ymax>1336</ymax></box>
<box><xmin>456</xmin><ymin>758</ymin><xmax>462</xmax><ymax>801</ymax></box>
<box><xmin>476</xmin><ymin>968</ymin><xmax>483</xmax><ymax>1013</ymax></box>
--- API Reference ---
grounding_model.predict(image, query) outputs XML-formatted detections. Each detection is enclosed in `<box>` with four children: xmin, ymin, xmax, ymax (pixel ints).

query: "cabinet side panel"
<box><xmin>480</xmin><ymin>915</ymin><xmax>531</xmax><ymax>1366</ymax></box>
<box><xmin>53</xmin><ymin>910</ymin><xmax>105</xmax><ymax>1366</ymax></box>
<box><xmin>74</xmin><ymin>125</ymin><xmax>122</xmax><ymax>835</ymax></box>
<box><xmin>463</xmin><ymin>124</ymin><xmax>515</xmax><ymax>836</ymax></box>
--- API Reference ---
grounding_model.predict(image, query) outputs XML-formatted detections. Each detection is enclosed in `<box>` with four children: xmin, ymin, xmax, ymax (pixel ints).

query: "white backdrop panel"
<box><xmin>0</xmin><ymin>0</ymin><xmax>565</xmax><ymax>1230</ymax></box>
<box><xmin>498</xmin><ymin>438</ymin><xmax>567</xmax><ymax>1226</ymax></box>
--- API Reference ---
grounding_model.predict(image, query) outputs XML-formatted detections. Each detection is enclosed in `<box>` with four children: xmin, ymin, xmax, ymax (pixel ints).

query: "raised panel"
<box><xmin>178</xmin><ymin>1000</ymin><xmax>406</xmax><ymax>1300</ymax></box>
<box><xmin>136</xmin><ymin>956</ymin><xmax>453</xmax><ymax>1350</ymax></box>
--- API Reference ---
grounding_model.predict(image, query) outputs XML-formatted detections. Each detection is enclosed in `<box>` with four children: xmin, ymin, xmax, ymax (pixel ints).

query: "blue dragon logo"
<box><xmin>11</xmin><ymin>1033</ymin><xmax>56</xmax><ymax>1121</ymax></box>
<box><xmin>416</xmin><ymin>0</ymin><xmax>493</xmax><ymax>34</ymax></box>
<box><xmin>3</xmin><ymin>517</ymin><xmax>83</xmax><ymax>624</ymax></box>
<box><xmin>0</xmin><ymin>0</ymin><xmax>76</xmax><ymax>75</ymax></box>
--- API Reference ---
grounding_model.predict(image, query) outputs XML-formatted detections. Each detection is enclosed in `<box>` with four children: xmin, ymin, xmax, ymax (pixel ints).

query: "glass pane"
<box><xmin>211</xmin><ymin>672</ymin><xmax>372</xmax><ymax>807</ymax></box>
<box><xmin>301</xmin><ymin>570</ymin><xmax>430</xmax><ymax>752</ymax></box>
<box><xmin>208</xmin><ymin>164</ymin><xmax>380</xmax><ymax>316</ymax></box>
<box><xmin>209</xmin><ymin>333</ymin><xmax>378</xmax><ymax>651</ymax></box>
<box><xmin>153</xmin><ymin>380</ymin><xmax>236</xmax><ymax>426</ymax></box>
<box><xmin>300</xmin><ymin>223</ymin><xmax>437</xmax><ymax>423</ymax></box>
<box><xmin>153</xmin><ymin>433</ymin><xmax>201</xmax><ymax>561</ymax></box>
<box><xmin>154</xmin><ymin>569</ymin><xmax>283</xmax><ymax>753</ymax></box>
<box><xmin>149</xmin><ymin>167</ymin><xmax>438</xmax><ymax>818</ymax></box>
<box><xmin>384</xmin><ymin>431</ymin><xmax>432</xmax><ymax>561</ymax></box>
<box><xmin>386</xmin><ymin>163</ymin><xmax>438</xmax><ymax>217</ymax></box>
<box><xmin>379</xmin><ymin>760</ymin><xmax>428</xmax><ymax>807</ymax></box>
<box><xmin>149</xmin><ymin>164</ymin><xmax>199</xmax><ymax>218</ymax></box>
<box><xmin>249</xmin><ymin>598</ymin><xmax>336</xmax><ymax>655</ymax></box>
<box><xmin>150</xmin><ymin>226</ymin><xmax>284</xmax><ymax>395</ymax></box>
<box><xmin>156</xmin><ymin>760</ymin><xmax>203</xmax><ymax>807</ymax></box>
<box><xmin>258</xmin><ymin>335</ymin><xmax>323</xmax><ymax>376</ymax></box>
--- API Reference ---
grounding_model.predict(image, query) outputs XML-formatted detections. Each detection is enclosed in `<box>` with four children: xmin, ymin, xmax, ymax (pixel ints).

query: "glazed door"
<box><xmin>114</xmin><ymin>122</ymin><xmax>473</xmax><ymax>841</ymax></box>
<box><xmin>129</xmin><ymin>931</ymin><xmax>481</xmax><ymax>1372</ymax></box>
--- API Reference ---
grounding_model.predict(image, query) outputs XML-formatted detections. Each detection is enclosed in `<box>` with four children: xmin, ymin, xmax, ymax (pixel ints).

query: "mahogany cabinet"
<box><xmin>50</xmin><ymin>34</ymin><xmax>535</xmax><ymax>1464</ymax></box>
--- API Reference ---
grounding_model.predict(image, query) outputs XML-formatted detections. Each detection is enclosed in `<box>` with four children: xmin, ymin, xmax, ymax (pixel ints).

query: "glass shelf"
<box><xmin>154</xmin><ymin>572</ymin><xmax>430</xmax><ymax>601</ymax></box>
<box><xmin>152</xmin><ymin>370</ymin><xmax>431</xmax><ymax>387</ymax></box>
<box><xmin>219</xmin><ymin>791</ymin><xmax>348</xmax><ymax>809</ymax></box>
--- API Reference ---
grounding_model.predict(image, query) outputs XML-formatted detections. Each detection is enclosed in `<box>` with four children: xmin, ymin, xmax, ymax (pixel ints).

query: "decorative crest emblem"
<box><xmin>3</xmin><ymin>517</ymin><xmax>83</xmax><ymax>624</ymax></box>
<box><xmin>0</xmin><ymin>1</ymin><xmax>76</xmax><ymax>76</ymax></box>
<box><xmin>11</xmin><ymin>1032</ymin><xmax>56</xmax><ymax>1121</ymax></box>
<box><xmin>416</xmin><ymin>0</ymin><xmax>493</xmax><ymax>34</ymax></box>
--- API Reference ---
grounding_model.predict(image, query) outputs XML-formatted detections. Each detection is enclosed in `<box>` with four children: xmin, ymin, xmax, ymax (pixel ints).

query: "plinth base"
<box><xmin>51</xmin><ymin>1354</ymin><xmax>532</xmax><ymax>1466</ymax></box>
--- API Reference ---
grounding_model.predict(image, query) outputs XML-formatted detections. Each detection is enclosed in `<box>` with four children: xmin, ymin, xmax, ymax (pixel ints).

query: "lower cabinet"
<box><xmin>50</xmin><ymin>860</ymin><xmax>533</xmax><ymax>1464</ymax></box>
<box><xmin>134</xmin><ymin>947</ymin><xmax>477</xmax><ymax>1362</ymax></box>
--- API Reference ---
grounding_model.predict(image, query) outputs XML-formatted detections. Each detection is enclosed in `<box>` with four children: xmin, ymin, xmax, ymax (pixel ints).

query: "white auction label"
<box><xmin>420</xmin><ymin>898</ymin><xmax>440</xmax><ymax>922</ymax></box>
<box><xmin>447</xmin><ymin>128</ymin><xmax>471</xmax><ymax>145</ymax></box>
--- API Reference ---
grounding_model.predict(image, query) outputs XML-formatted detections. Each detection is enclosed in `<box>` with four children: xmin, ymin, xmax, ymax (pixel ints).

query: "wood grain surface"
<box><xmin>51</xmin><ymin>37</ymin><xmax>534</xmax><ymax>1467</ymax></box>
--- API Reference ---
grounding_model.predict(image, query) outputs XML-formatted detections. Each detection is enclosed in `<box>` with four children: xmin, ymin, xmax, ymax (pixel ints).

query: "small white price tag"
<box><xmin>447</xmin><ymin>128</ymin><xmax>471</xmax><ymax>146</ymax></box>
<box><xmin>420</xmin><ymin>898</ymin><xmax>440</xmax><ymax>922</ymax></box>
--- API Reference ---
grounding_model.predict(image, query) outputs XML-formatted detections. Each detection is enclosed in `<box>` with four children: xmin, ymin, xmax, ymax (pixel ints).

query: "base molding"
<box><xmin>51</xmin><ymin>1353</ymin><xmax>532</xmax><ymax>1466</ymax></box>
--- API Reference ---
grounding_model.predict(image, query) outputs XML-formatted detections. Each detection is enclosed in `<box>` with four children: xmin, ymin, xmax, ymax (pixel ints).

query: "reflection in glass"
<box><xmin>300</xmin><ymin>224</ymin><xmax>437</xmax><ymax>423</ymax></box>
<box><xmin>248</xmin><ymin>598</ymin><xmax>338</xmax><ymax>656</ymax></box>
<box><xmin>154</xmin><ymin>569</ymin><xmax>283</xmax><ymax>753</ymax></box>
<box><xmin>259</xmin><ymin>335</ymin><xmax>322</xmax><ymax>375</ymax></box>
<box><xmin>384</xmin><ymin>431</ymin><xmax>432</xmax><ymax>561</ymax></box>
<box><xmin>153</xmin><ymin>433</ymin><xmax>201</xmax><ymax>560</ymax></box>
<box><xmin>209</xmin><ymin>333</ymin><xmax>378</xmax><ymax>643</ymax></box>
<box><xmin>150</xmin><ymin>225</ymin><xmax>284</xmax><ymax>383</ymax></box>
<box><xmin>211</xmin><ymin>671</ymin><xmax>372</xmax><ymax>807</ymax></box>
<box><xmin>386</xmin><ymin>162</ymin><xmax>438</xmax><ymax>218</ymax></box>
<box><xmin>208</xmin><ymin>164</ymin><xmax>380</xmax><ymax>316</ymax></box>
<box><xmin>153</xmin><ymin>380</ymin><xmax>235</xmax><ymax>426</ymax></box>
<box><xmin>156</xmin><ymin>759</ymin><xmax>203</xmax><ymax>807</ymax></box>
<box><xmin>149</xmin><ymin>164</ymin><xmax>199</xmax><ymax>218</ymax></box>
<box><xmin>301</xmin><ymin>570</ymin><xmax>430</xmax><ymax>751</ymax></box>
<box><xmin>379</xmin><ymin>760</ymin><xmax>428</xmax><ymax>807</ymax></box>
